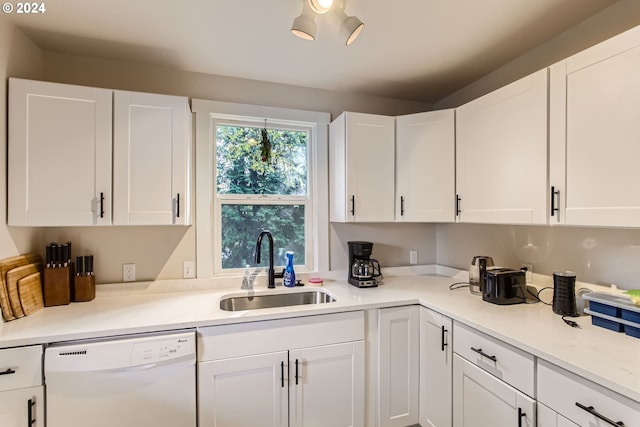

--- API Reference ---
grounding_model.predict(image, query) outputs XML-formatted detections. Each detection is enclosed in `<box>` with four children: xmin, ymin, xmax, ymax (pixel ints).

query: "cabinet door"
<box><xmin>396</xmin><ymin>110</ymin><xmax>455</xmax><ymax>222</ymax></box>
<box><xmin>346</xmin><ymin>113</ymin><xmax>395</xmax><ymax>222</ymax></box>
<box><xmin>538</xmin><ymin>403</ymin><xmax>580</xmax><ymax>427</ymax></box>
<box><xmin>0</xmin><ymin>387</ymin><xmax>44</xmax><ymax>427</ymax></box>
<box><xmin>113</xmin><ymin>91</ymin><xmax>191</xmax><ymax>225</ymax></box>
<box><xmin>453</xmin><ymin>355</ymin><xmax>535</xmax><ymax>427</ymax></box>
<box><xmin>8</xmin><ymin>78</ymin><xmax>112</xmax><ymax>226</ymax></box>
<box><xmin>198</xmin><ymin>352</ymin><xmax>288</xmax><ymax>427</ymax></box>
<box><xmin>378</xmin><ymin>306</ymin><xmax>419</xmax><ymax>427</ymax></box>
<box><xmin>330</xmin><ymin>112</ymin><xmax>395</xmax><ymax>222</ymax></box>
<box><xmin>419</xmin><ymin>307</ymin><xmax>453</xmax><ymax>427</ymax></box>
<box><xmin>456</xmin><ymin>69</ymin><xmax>548</xmax><ymax>225</ymax></box>
<box><xmin>290</xmin><ymin>341</ymin><xmax>364</xmax><ymax>427</ymax></box>
<box><xmin>550</xmin><ymin>25</ymin><xmax>640</xmax><ymax>227</ymax></box>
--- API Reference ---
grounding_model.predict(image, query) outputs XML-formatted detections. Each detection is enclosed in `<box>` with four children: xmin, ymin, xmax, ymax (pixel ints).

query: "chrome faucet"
<box><xmin>255</xmin><ymin>230</ymin><xmax>276</xmax><ymax>289</ymax></box>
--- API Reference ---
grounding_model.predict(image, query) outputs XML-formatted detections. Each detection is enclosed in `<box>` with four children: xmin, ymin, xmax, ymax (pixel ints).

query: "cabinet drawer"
<box><xmin>0</xmin><ymin>345</ymin><xmax>43</xmax><ymax>391</ymax></box>
<box><xmin>538</xmin><ymin>359</ymin><xmax>640</xmax><ymax>427</ymax></box>
<box><xmin>453</xmin><ymin>321</ymin><xmax>534</xmax><ymax>396</ymax></box>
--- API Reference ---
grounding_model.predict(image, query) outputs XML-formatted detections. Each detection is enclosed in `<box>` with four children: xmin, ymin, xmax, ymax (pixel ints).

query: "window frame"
<box><xmin>193</xmin><ymin>99</ymin><xmax>330</xmax><ymax>278</ymax></box>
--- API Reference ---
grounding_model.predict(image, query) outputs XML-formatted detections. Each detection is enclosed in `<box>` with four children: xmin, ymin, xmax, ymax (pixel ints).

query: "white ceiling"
<box><xmin>7</xmin><ymin>0</ymin><xmax>617</xmax><ymax>103</ymax></box>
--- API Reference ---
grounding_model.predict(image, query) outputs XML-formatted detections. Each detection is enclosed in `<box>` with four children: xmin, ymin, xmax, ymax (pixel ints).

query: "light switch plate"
<box><xmin>409</xmin><ymin>250</ymin><xmax>418</xmax><ymax>265</ymax></box>
<box><xmin>183</xmin><ymin>261</ymin><xmax>195</xmax><ymax>279</ymax></box>
<box><xmin>123</xmin><ymin>263</ymin><xmax>136</xmax><ymax>282</ymax></box>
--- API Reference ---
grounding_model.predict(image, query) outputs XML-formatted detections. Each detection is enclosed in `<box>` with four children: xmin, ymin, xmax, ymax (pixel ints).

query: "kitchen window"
<box><xmin>215</xmin><ymin>120</ymin><xmax>310</xmax><ymax>271</ymax></box>
<box><xmin>193</xmin><ymin>100</ymin><xmax>330</xmax><ymax>277</ymax></box>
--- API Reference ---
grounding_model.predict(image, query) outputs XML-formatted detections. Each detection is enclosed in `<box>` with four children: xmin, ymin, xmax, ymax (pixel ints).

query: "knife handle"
<box><xmin>86</xmin><ymin>255</ymin><xmax>94</xmax><ymax>276</ymax></box>
<box><xmin>62</xmin><ymin>244</ymin><xmax>69</xmax><ymax>267</ymax></box>
<box><xmin>76</xmin><ymin>256</ymin><xmax>84</xmax><ymax>276</ymax></box>
<box><xmin>46</xmin><ymin>244</ymin><xmax>52</xmax><ymax>268</ymax></box>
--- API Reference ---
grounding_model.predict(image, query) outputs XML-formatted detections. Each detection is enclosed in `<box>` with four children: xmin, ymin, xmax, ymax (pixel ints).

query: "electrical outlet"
<box><xmin>183</xmin><ymin>261</ymin><xmax>195</xmax><ymax>279</ymax></box>
<box><xmin>123</xmin><ymin>263</ymin><xmax>136</xmax><ymax>282</ymax></box>
<box><xmin>409</xmin><ymin>250</ymin><xmax>418</xmax><ymax>265</ymax></box>
<box><xmin>521</xmin><ymin>263</ymin><xmax>533</xmax><ymax>283</ymax></box>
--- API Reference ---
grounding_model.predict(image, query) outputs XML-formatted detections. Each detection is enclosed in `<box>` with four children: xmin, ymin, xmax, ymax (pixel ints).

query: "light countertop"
<box><xmin>1</xmin><ymin>266</ymin><xmax>639</xmax><ymax>403</ymax></box>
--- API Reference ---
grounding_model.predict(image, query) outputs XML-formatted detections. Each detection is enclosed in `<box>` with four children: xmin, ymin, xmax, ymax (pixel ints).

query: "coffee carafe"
<box><xmin>348</xmin><ymin>241</ymin><xmax>382</xmax><ymax>288</ymax></box>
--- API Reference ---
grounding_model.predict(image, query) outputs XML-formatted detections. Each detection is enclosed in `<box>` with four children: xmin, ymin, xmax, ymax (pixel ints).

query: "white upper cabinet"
<box><xmin>396</xmin><ymin>110</ymin><xmax>455</xmax><ymax>222</ymax></box>
<box><xmin>550</xmin><ymin>25</ymin><xmax>640</xmax><ymax>227</ymax></box>
<box><xmin>113</xmin><ymin>91</ymin><xmax>191</xmax><ymax>225</ymax></box>
<box><xmin>9</xmin><ymin>78</ymin><xmax>112</xmax><ymax>226</ymax></box>
<box><xmin>8</xmin><ymin>79</ymin><xmax>192</xmax><ymax>227</ymax></box>
<box><xmin>456</xmin><ymin>69</ymin><xmax>549</xmax><ymax>225</ymax></box>
<box><xmin>330</xmin><ymin>112</ymin><xmax>395</xmax><ymax>222</ymax></box>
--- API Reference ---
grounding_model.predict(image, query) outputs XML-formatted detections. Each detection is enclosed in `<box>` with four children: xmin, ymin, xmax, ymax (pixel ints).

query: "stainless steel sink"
<box><xmin>220</xmin><ymin>290</ymin><xmax>336</xmax><ymax>311</ymax></box>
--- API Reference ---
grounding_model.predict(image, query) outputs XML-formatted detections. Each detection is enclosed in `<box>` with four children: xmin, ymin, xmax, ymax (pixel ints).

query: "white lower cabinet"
<box><xmin>0</xmin><ymin>387</ymin><xmax>44</xmax><ymax>427</ymax></box>
<box><xmin>0</xmin><ymin>345</ymin><xmax>44</xmax><ymax>427</ymax></box>
<box><xmin>197</xmin><ymin>312</ymin><xmax>365</xmax><ymax>427</ymax></box>
<box><xmin>198</xmin><ymin>351</ymin><xmax>288</xmax><ymax>427</ymax></box>
<box><xmin>419</xmin><ymin>307</ymin><xmax>452</xmax><ymax>427</ymax></box>
<box><xmin>538</xmin><ymin>359</ymin><xmax>640</xmax><ymax>427</ymax></box>
<box><xmin>378</xmin><ymin>306</ymin><xmax>419</xmax><ymax>427</ymax></box>
<box><xmin>453</xmin><ymin>355</ymin><xmax>535</xmax><ymax>427</ymax></box>
<box><xmin>537</xmin><ymin>403</ymin><xmax>579</xmax><ymax>427</ymax></box>
<box><xmin>452</xmin><ymin>322</ymin><xmax>535</xmax><ymax>427</ymax></box>
<box><xmin>289</xmin><ymin>342</ymin><xmax>364</xmax><ymax>427</ymax></box>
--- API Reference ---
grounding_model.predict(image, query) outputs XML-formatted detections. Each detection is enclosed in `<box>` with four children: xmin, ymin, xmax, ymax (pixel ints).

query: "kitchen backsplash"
<box><xmin>436</xmin><ymin>223</ymin><xmax>640</xmax><ymax>290</ymax></box>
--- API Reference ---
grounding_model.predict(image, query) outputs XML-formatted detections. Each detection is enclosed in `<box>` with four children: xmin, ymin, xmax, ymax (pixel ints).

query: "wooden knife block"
<box><xmin>73</xmin><ymin>275</ymin><xmax>95</xmax><ymax>302</ymax></box>
<box><xmin>43</xmin><ymin>265</ymin><xmax>73</xmax><ymax>306</ymax></box>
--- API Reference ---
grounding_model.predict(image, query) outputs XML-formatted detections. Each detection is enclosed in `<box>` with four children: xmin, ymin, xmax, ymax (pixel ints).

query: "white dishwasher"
<box><xmin>44</xmin><ymin>330</ymin><xmax>196</xmax><ymax>427</ymax></box>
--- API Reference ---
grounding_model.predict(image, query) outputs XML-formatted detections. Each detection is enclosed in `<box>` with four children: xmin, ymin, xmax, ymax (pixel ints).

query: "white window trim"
<box><xmin>193</xmin><ymin>99</ymin><xmax>330</xmax><ymax>278</ymax></box>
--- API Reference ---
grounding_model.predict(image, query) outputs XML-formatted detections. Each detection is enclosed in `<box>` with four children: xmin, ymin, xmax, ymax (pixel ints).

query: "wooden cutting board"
<box><xmin>6</xmin><ymin>262</ymin><xmax>43</xmax><ymax>318</ymax></box>
<box><xmin>0</xmin><ymin>254</ymin><xmax>42</xmax><ymax>321</ymax></box>
<box><xmin>17</xmin><ymin>272</ymin><xmax>44</xmax><ymax>316</ymax></box>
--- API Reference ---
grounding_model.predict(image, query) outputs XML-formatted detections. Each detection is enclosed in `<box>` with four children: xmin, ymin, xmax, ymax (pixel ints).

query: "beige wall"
<box><xmin>435</xmin><ymin>0</ymin><xmax>640</xmax><ymax>109</ymax></box>
<box><xmin>0</xmin><ymin>15</ymin><xmax>44</xmax><ymax>260</ymax></box>
<box><xmin>43</xmin><ymin>52</ymin><xmax>432</xmax><ymax>119</ymax></box>
<box><xmin>330</xmin><ymin>223</ymin><xmax>437</xmax><ymax>272</ymax></box>
<box><xmin>436</xmin><ymin>224</ymin><xmax>640</xmax><ymax>291</ymax></box>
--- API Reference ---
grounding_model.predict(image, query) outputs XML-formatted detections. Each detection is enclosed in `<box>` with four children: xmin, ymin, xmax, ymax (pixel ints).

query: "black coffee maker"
<box><xmin>348</xmin><ymin>241</ymin><xmax>382</xmax><ymax>288</ymax></box>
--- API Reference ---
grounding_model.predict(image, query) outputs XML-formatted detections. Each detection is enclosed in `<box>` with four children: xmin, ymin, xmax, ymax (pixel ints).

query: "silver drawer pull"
<box><xmin>0</xmin><ymin>368</ymin><xmax>17</xmax><ymax>375</ymax></box>
<box><xmin>470</xmin><ymin>347</ymin><xmax>497</xmax><ymax>362</ymax></box>
<box><xmin>575</xmin><ymin>402</ymin><xmax>625</xmax><ymax>426</ymax></box>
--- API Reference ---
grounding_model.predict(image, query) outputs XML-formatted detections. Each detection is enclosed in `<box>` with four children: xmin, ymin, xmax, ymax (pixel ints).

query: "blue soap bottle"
<box><xmin>283</xmin><ymin>251</ymin><xmax>296</xmax><ymax>287</ymax></box>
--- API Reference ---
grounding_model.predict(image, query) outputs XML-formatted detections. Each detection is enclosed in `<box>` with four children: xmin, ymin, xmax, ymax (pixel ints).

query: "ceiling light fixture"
<box><xmin>335</xmin><ymin>8</ymin><xmax>364</xmax><ymax>46</ymax></box>
<box><xmin>309</xmin><ymin>0</ymin><xmax>333</xmax><ymax>14</ymax></box>
<box><xmin>291</xmin><ymin>0</ymin><xmax>317</xmax><ymax>40</ymax></box>
<box><xmin>290</xmin><ymin>0</ymin><xmax>364</xmax><ymax>46</ymax></box>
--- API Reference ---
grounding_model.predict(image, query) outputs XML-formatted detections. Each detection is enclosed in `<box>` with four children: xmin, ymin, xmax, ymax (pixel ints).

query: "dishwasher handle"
<box><xmin>46</xmin><ymin>353</ymin><xmax>194</xmax><ymax>375</ymax></box>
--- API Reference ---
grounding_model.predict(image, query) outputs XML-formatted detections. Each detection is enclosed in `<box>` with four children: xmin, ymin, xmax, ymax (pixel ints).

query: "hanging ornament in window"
<box><xmin>261</xmin><ymin>119</ymin><xmax>272</xmax><ymax>162</ymax></box>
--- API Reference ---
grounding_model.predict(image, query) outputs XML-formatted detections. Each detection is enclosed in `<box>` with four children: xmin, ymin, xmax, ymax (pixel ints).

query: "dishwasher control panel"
<box><xmin>131</xmin><ymin>334</ymin><xmax>194</xmax><ymax>364</ymax></box>
<box><xmin>46</xmin><ymin>330</ymin><xmax>196</xmax><ymax>372</ymax></box>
